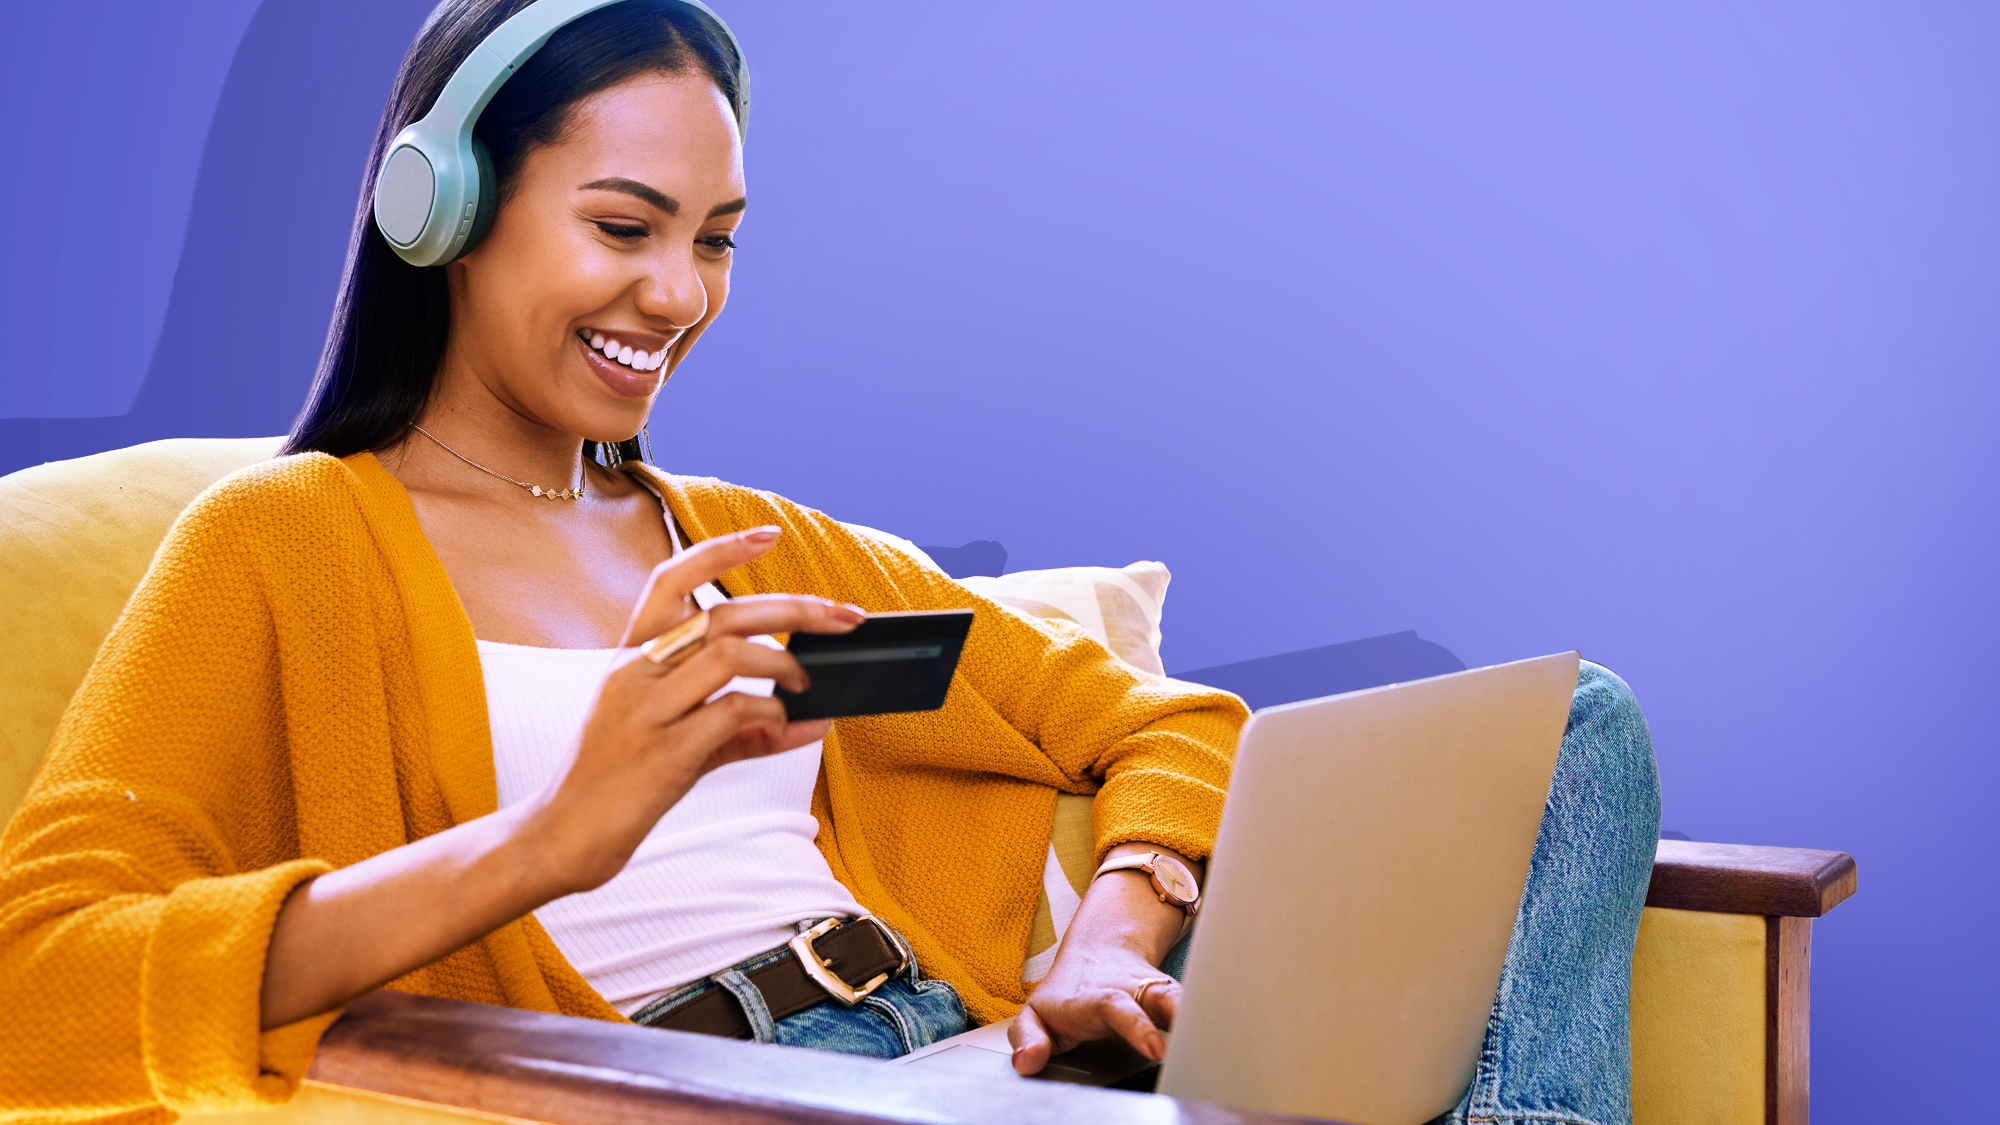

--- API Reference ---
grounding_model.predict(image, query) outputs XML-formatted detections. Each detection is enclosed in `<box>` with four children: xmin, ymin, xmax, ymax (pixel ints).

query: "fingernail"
<box><xmin>741</xmin><ymin>526</ymin><xmax>780</xmax><ymax>541</ymax></box>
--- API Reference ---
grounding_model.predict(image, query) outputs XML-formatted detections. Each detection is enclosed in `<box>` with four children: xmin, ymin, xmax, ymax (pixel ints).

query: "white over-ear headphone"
<box><xmin>372</xmin><ymin>0</ymin><xmax>748</xmax><ymax>267</ymax></box>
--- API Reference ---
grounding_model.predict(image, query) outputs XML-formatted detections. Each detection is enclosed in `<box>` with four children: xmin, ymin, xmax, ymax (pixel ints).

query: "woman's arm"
<box><xmin>260</xmin><ymin>529</ymin><xmax>860</xmax><ymax>1029</ymax></box>
<box><xmin>1006</xmin><ymin>841</ymin><xmax>1202</xmax><ymax>1073</ymax></box>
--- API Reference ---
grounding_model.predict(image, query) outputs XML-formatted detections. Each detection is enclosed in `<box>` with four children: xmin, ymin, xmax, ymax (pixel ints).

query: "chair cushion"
<box><xmin>1629</xmin><ymin>906</ymin><xmax>1766</xmax><ymax>1125</ymax></box>
<box><xmin>0</xmin><ymin>437</ymin><xmax>283</xmax><ymax>827</ymax></box>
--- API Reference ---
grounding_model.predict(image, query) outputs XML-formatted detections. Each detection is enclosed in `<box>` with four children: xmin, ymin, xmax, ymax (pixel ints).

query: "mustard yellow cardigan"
<box><xmin>0</xmin><ymin>452</ymin><xmax>1243</xmax><ymax>1122</ymax></box>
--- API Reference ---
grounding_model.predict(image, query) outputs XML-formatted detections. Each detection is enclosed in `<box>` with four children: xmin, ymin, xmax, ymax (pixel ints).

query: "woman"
<box><xmin>0</xmin><ymin>1</ymin><xmax>1657</xmax><ymax>1122</ymax></box>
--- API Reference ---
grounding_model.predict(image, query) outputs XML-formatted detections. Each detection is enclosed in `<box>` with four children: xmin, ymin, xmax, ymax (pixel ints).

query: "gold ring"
<box><xmin>1133</xmin><ymin>976</ymin><xmax>1175</xmax><ymax>1008</ymax></box>
<box><xmin>639</xmin><ymin>610</ymin><xmax>711</xmax><ymax>668</ymax></box>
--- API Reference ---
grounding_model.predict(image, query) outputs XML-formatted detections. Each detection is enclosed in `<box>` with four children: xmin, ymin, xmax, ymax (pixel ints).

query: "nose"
<box><xmin>636</xmin><ymin>244</ymin><xmax>709</xmax><ymax>330</ymax></box>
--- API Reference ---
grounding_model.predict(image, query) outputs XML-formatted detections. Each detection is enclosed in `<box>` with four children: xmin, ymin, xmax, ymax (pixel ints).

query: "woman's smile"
<box><xmin>576</xmin><ymin>328</ymin><xmax>671</xmax><ymax>397</ymax></box>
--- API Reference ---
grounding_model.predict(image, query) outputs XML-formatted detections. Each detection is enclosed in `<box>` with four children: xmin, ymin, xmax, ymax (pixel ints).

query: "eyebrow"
<box><xmin>579</xmin><ymin>178</ymin><xmax>746</xmax><ymax>219</ymax></box>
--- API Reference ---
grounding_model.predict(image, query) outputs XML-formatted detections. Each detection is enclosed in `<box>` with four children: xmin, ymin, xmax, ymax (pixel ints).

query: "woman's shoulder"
<box><xmin>635</xmin><ymin>467</ymin><xmax>848</xmax><ymax>542</ymax></box>
<box><xmin>641</xmin><ymin>468</ymin><xmax>810</xmax><ymax>518</ymax></box>
<box><xmin>633</xmin><ymin>466</ymin><xmax>952</xmax><ymax>602</ymax></box>
<box><xmin>167</xmin><ymin>451</ymin><xmax>382</xmax><ymax>552</ymax></box>
<box><xmin>174</xmin><ymin>448</ymin><xmax>348</xmax><ymax>499</ymax></box>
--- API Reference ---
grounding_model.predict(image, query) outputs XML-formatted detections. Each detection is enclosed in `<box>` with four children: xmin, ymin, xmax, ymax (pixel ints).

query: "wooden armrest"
<box><xmin>310</xmin><ymin>990</ymin><xmax>1338</xmax><ymax>1125</ymax></box>
<box><xmin>308</xmin><ymin>845</ymin><xmax>1860</xmax><ymax>1123</ymax></box>
<box><xmin>1646</xmin><ymin>840</ymin><xmax>1857</xmax><ymax>917</ymax></box>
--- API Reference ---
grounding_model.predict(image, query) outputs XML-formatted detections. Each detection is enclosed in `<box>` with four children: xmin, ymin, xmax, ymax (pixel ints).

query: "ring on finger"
<box><xmin>1133</xmin><ymin>976</ymin><xmax>1175</xmax><ymax>1008</ymax></box>
<box><xmin>640</xmin><ymin>610</ymin><xmax>711</xmax><ymax>668</ymax></box>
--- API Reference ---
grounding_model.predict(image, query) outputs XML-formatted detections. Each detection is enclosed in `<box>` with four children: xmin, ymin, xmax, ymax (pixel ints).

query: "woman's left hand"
<box><xmin>1007</xmin><ymin>843</ymin><xmax>1199</xmax><ymax>1074</ymax></box>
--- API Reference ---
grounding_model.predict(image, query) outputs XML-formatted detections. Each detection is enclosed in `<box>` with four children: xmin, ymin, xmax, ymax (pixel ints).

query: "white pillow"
<box><xmin>958</xmin><ymin>562</ymin><xmax>1169</xmax><ymax>676</ymax></box>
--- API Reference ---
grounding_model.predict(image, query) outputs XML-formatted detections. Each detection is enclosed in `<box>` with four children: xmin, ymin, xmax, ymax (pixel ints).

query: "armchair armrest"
<box><xmin>306</xmin><ymin>843</ymin><xmax>1861</xmax><ymax>1125</ymax></box>
<box><xmin>308</xmin><ymin>990</ymin><xmax>1338</xmax><ymax>1125</ymax></box>
<box><xmin>1646</xmin><ymin>840</ymin><xmax>1857</xmax><ymax>917</ymax></box>
<box><xmin>1632</xmin><ymin>841</ymin><xmax>1858</xmax><ymax>1125</ymax></box>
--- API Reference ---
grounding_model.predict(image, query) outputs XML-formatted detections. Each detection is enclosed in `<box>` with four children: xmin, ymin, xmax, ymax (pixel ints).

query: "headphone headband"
<box><xmin>374</xmin><ymin>0</ymin><xmax>748</xmax><ymax>267</ymax></box>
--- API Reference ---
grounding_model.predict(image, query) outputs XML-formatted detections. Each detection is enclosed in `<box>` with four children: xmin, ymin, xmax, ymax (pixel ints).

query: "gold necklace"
<box><xmin>409</xmin><ymin>424</ymin><xmax>587</xmax><ymax>501</ymax></box>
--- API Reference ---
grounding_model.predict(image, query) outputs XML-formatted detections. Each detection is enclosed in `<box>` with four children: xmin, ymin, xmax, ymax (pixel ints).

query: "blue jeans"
<box><xmin>1427</xmin><ymin>660</ymin><xmax>1661</xmax><ymax>1125</ymax></box>
<box><xmin>631</xmin><ymin>922</ymin><xmax>968</xmax><ymax>1058</ymax></box>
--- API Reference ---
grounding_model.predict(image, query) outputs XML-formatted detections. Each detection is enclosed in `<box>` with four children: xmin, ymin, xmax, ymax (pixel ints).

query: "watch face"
<box><xmin>1152</xmin><ymin>856</ymin><xmax>1199</xmax><ymax>904</ymax></box>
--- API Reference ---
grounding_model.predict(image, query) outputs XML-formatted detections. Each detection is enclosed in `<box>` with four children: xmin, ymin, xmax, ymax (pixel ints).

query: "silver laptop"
<box><xmin>895</xmin><ymin>651</ymin><xmax>1579</xmax><ymax>1125</ymax></box>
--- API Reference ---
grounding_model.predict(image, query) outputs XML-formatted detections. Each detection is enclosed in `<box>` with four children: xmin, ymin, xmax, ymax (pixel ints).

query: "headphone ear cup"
<box><xmin>455</xmin><ymin>136</ymin><xmax>500</xmax><ymax>260</ymax></box>
<box><xmin>375</xmin><ymin>143</ymin><xmax>443</xmax><ymax>254</ymax></box>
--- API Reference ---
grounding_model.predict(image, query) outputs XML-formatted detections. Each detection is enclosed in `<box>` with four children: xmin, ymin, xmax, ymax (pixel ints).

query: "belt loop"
<box><xmin>713</xmin><ymin>969</ymin><xmax>778</xmax><ymax>1043</ymax></box>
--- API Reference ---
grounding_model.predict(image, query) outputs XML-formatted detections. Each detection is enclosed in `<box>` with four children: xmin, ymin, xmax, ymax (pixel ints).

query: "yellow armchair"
<box><xmin>0</xmin><ymin>439</ymin><xmax>1855</xmax><ymax>1125</ymax></box>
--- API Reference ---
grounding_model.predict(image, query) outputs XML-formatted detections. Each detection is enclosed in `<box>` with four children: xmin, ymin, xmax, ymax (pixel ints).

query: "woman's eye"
<box><xmin>698</xmin><ymin>235</ymin><xmax>738</xmax><ymax>253</ymax></box>
<box><xmin>596</xmin><ymin>222</ymin><xmax>648</xmax><ymax>241</ymax></box>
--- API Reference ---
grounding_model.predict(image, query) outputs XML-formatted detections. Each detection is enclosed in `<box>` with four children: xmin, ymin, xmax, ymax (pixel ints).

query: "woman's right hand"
<box><xmin>525</xmin><ymin>526</ymin><xmax>863</xmax><ymax>894</ymax></box>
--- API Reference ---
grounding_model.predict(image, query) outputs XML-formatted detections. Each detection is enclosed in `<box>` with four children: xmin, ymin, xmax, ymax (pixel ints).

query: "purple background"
<box><xmin>5</xmin><ymin>2</ymin><xmax>1996</xmax><ymax>1115</ymax></box>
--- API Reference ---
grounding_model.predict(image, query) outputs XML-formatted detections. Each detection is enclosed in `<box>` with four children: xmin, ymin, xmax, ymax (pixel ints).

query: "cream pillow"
<box><xmin>958</xmin><ymin>562</ymin><xmax>1169</xmax><ymax>677</ymax></box>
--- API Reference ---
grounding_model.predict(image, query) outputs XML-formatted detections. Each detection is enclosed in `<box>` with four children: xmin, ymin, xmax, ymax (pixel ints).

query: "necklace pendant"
<box><xmin>530</xmin><ymin>485</ymin><xmax>544</xmax><ymax>497</ymax></box>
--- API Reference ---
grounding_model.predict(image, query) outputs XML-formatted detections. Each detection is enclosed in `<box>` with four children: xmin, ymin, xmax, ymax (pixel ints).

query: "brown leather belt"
<box><xmin>644</xmin><ymin>916</ymin><xmax>910</xmax><ymax>1040</ymax></box>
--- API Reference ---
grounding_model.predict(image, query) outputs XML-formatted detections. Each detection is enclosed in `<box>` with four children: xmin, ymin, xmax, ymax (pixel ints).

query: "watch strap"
<box><xmin>1093</xmin><ymin>852</ymin><xmax>1159</xmax><ymax>880</ymax></box>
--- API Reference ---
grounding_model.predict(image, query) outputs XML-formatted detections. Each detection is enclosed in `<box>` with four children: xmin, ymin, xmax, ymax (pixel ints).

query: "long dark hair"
<box><xmin>282</xmin><ymin>0</ymin><xmax>746</xmax><ymax>465</ymax></box>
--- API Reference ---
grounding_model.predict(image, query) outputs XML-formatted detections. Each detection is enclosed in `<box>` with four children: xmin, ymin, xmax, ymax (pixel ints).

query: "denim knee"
<box><xmin>1571</xmin><ymin>660</ymin><xmax>1638</xmax><ymax>734</ymax></box>
<box><xmin>1565</xmin><ymin>661</ymin><xmax>1660</xmax><ymax>814</ymax></box>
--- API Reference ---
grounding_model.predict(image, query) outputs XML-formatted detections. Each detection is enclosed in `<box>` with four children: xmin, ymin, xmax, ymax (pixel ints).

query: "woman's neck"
<box><xmin>384</xmin><ymin>363</ymin><xmax>617</xmax><ymax>503</ymax></box>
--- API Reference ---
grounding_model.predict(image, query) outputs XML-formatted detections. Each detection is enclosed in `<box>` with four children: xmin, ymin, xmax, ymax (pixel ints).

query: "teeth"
<box><xmin>579</xmin><ymin>331</ymin><xmax>664</xmax><ymax>371</ymax></box>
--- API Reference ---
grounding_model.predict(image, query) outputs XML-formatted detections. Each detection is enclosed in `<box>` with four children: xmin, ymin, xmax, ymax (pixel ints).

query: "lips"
<box><xmin>576</xmin><ymin>333</ymin><xmax>666</xmax><ymax>397</ymax></box>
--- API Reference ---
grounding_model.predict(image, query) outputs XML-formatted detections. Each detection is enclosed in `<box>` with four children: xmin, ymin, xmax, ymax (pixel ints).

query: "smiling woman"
<box><xmin>0</xmin><ymin>0</ymin><xmax>1246</xmax><ymax>1117</ymax></box>
<box><xmin>284</xmin><ymin>0</ymin><xmax>748</xmax><ymax>468</ymax></box>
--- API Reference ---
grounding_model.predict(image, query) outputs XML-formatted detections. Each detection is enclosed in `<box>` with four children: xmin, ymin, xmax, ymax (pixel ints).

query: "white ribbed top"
<box><xmin>479</xmin><ymin>638</ymin><xmax>865</xmax><ymax>1015</ymax></box>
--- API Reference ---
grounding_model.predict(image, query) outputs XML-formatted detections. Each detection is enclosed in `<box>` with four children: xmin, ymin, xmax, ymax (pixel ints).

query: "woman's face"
<box><xmin>444</xmin><ymin>70</ymin><xmax>744</xmax><ymax>442</ymax></box>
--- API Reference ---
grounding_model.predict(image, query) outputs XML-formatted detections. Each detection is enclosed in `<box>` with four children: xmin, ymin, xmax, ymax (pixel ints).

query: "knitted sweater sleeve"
<box><xmin>0</xmin><ymin>474</ymin><xmax>339</xmax><ymax>1121</ymax></box>
<box><xmin>884</xmin><ymin>544</ymin><xmax>1246</xmax><ymax>862</ymax></box>
<box><xmin>733</xmin><ymin>494</ymin><xmax>1249</xmax><ymax>864</ymax></box>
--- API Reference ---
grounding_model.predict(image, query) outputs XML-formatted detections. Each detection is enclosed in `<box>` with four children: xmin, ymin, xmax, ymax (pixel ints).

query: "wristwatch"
<box><xmin>1093</xmin><ymin>850</ymin><xmax>1202</xmax><ymax>919</ymax></box>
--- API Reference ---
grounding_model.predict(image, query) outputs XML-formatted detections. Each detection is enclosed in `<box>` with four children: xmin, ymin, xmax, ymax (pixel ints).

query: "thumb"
<box><xmin>1009</xmin><ymin>1007</ymin><xmax>1055</xmax><ymax>1076</ymax></box>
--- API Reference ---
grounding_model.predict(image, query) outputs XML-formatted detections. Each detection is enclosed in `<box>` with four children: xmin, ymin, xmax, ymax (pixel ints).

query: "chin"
<box><xmin>551</xmin><ymin>390</ymin><xmax>653</xmax><ymax>446</ymax></box>
<box><xmin>595</xmin><ymin>408</ymin><xmax>657</xmax><ymax>444</ymax></box>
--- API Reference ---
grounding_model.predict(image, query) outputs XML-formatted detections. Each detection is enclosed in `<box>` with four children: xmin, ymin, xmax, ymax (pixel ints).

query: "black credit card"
<box><xmin>776</xmin><ymin>609</ymin><xmax>975</xmax><ymax>721</ymax></box>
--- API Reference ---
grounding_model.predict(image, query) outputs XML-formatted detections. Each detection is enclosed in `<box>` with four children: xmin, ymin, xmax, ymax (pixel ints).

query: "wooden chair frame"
<box><xmin>291</xmin><ymin>841</ymin><xmax>1856</xmax><ymax>1125</ymax></box>
<box><xmin>1645</xmin><ymin>840</ymin><xmax>1855</xmax><ymax>1125</ymax></box>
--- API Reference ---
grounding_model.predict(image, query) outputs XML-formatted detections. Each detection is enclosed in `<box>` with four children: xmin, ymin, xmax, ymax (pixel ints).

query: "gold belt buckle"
<box><xmin>788</xmin><ymin>915</ymin><xmax>908</xmax><ymax>1006</ymax></box>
